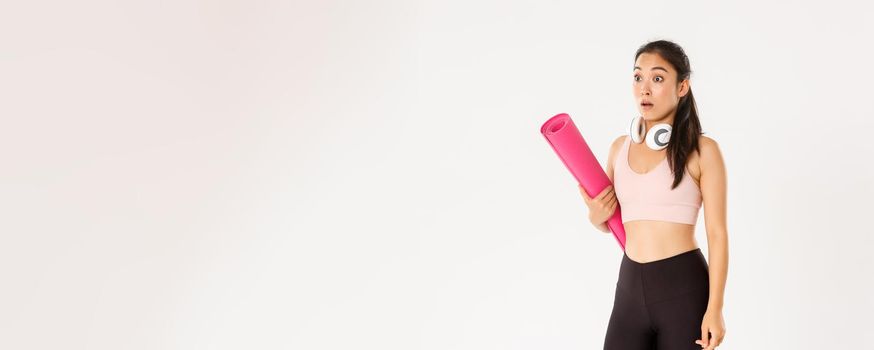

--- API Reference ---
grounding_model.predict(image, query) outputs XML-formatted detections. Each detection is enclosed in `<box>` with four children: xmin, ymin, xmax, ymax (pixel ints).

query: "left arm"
<box><xmin>700</xmin><ymin>136</ymin><xmax>728</xmax><ymax>311</ymax></box>
<box><xmin>696</xmin><ymin>136</ymin><xmax>728</xmax><ymax>349</ymax></box>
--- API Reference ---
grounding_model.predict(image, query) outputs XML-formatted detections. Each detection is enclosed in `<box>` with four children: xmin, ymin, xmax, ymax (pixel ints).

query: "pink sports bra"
<box><xmin>613</xmin><ymin>135</ymin><xmax>702</xmax><ymax>225</ymax></box>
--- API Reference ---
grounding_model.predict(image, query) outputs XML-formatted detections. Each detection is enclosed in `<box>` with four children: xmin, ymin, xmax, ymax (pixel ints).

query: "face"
<box><xmin>632</xmin><ymin>52</ymin><xmax>689</xmax><ymax>121</ymax></box>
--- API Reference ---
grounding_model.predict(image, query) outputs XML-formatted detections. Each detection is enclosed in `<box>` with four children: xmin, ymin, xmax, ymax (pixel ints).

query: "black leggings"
<box><xmin>603</xmin><ymin>248</ymin><xmax>710</xmax><ymax>350</ymax></box>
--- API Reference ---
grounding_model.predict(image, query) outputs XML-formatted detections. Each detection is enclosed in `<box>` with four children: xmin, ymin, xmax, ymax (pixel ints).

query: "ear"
<box><xmin>678</xmin><ymin>79</ymin><xmax>690</xmax><ymax>98</ymax></box>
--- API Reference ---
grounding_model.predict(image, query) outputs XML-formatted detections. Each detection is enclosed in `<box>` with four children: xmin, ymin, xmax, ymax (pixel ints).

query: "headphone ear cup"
<box><xmin>629</xmin><ymin>116</ymin><xmax>645</xmax><ymax>143</ymax></box>
<box><xmin>645</xmin><ymin>123</ymin><xmax>672</xmax><ymax>151</ymax></box>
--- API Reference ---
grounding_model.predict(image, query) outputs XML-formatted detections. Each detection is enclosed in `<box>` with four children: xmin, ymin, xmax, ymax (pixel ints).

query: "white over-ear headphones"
<box><xmin>629</xmin><ymin>115</ymin><xmax>672</xmax><ymax>151</ymax></box>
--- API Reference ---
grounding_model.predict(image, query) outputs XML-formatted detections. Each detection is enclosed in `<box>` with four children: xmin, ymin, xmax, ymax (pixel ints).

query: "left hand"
<box><xmin>694</xmin><ymin>307</ymin><xmax>725</xmax><ymax>349</ymax></box>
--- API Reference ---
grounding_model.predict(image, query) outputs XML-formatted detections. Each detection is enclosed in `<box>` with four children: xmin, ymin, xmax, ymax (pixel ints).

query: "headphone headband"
<box><xmin>628</xmin><ymin>115</ymin><xmax>671</xmax><ymax>151</ymax></box>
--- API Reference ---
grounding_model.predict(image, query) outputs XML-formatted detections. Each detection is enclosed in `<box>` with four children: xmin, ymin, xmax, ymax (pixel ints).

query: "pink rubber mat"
<box><xmin>541</xmin><ymin>113</ymin><xmax>626</xmax><ymax>250</ymax></box>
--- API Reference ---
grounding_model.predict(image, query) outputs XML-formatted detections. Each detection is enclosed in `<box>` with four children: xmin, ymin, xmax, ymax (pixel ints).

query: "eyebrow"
<box><xmin>633</xmin><ymin>66</ymin><xmax>669</xmax><ymax>73</ymax></box>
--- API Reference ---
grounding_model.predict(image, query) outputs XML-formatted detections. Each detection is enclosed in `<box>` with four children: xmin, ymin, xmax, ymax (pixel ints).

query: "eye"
<box><xmin>654</xmin><ymin>76</ymin><xmax>663</xmax><ymax>82</ymax></box>
<box><xmin>634</xmin><ymin>74</ymin><xmax>641</xmax><ymax>82</ymax></box>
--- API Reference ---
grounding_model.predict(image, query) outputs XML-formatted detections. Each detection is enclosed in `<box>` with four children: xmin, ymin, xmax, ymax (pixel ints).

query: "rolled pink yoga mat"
<box><xmin>540</xmin><ymin>113</ymin><xmax>626</xmax><ymax>250</ymax></box>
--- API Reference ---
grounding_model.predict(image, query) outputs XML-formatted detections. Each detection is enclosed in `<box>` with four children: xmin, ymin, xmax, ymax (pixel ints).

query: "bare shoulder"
<box><xmin>611</xmin><ymin>135</ymin><xmax>627</xmax><ymax>154</ymax></box>
<box><xmin>699</xmin><ymin>134</ymin><xmax>718</xmax><ymax>147</ymax></box>
<box><xmin>606</xmin><ymin>135</ymin><xmax>627</xmax><ymax>181</ymax></box>
<box><xmin>607</xmin><ymin>135</ymin><xmax>627</xmax><ymax>164</ymax></box>
<box><xmin>614</xmin><ymin>134</ymin><xmax>628</xmax><ymax>145</ymax></box>
<box><xmin>698</xmin><ymin>135</ymin><xmax>725</xmax><ymax>170</ymax></box>
<box><xmin>698</xmin><ymin>135</ymin><xmax>722</xmax><ymax>157</ymax></box>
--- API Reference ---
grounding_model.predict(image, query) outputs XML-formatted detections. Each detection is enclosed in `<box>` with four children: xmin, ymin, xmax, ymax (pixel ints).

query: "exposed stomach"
<box><xmin>623</xmin><ymin>220</ymin><xmax>698</xmax><ymax>263</ymax></box>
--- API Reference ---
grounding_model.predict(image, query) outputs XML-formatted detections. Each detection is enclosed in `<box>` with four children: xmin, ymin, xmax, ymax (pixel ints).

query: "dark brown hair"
<box><xmin>635</xmin><ymin>40</ymin><xmax>705</xmax><ymax>189</ymax></box>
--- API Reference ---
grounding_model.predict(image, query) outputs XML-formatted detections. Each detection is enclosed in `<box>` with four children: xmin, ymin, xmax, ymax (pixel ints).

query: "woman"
<box><xmin>579</xmin><ymin>40</ymin><xmax>728</xmax><ymax>350</ymax></box>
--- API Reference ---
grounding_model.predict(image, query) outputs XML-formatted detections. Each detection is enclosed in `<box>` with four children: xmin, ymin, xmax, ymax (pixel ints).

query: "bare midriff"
<box><xmin>623</xmin><ymin>220</ymin><xmax>698</xmax><ymax>263</ymax></box>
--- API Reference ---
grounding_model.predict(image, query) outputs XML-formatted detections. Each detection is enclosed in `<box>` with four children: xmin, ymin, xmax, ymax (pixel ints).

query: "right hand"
<box><xmin>579</xmin><ymin>184</ymin><xmax>618</xmax><ymax>226</ymax></box>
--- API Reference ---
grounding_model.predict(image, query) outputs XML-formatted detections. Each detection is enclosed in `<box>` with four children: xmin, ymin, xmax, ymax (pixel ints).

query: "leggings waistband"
<box><xmin>622</xmin><ymin>247</ymin><xmax>703</xmax><ymax>267</ymax></box>
<box><xmin>617</xmin><ymin>248</ymin><xmax>709</xmax><ymax>306</ymax></box>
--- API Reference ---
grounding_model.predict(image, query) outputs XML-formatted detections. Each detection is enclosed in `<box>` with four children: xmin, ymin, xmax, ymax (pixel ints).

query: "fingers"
<box><xmin>706</xmin><ymin>331</ymin><xmax>724</xmax><ymax>349</ymax></box>
<box><xmin>606</xmin><ymin>192</ymin><xmax>618</xmax><ymax>207</ymax></box>
<box><xmin>697</xmin><ymin>327</ymin><xmax>709</xmax><ymax>349</ymax></box>
<box><xmin>602</xmin><ymin>198</ymin><xmax>616</xmax><ymax>216</ymax></box>
<box><xmin>581</xmin><ymin>185</ymin><xmax>619</xmax><ymax>220</ymax></box>
<box><xmin>599</xmin><ymin>187</ymin><xmax>617</xmax><ymax>212</ymax></box>
<box><xmin>580</xmin><ymin>184</ymin><xmax>614</xmax><ymax>203</ymax></box>
<box><xmin>603</xmin><ymin>187</ymin><xmax>617</xmax><ymax>207</ymax></box>
<box><xmin>597</xmin><ymin>185</ymin><xmax>613</xmax><ymax>200</ymax></box>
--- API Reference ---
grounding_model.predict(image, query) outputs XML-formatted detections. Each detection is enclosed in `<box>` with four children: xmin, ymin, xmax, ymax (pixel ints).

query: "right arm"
<box><xmin>580</xmin><ymin>184</ymin><xmax>616</xmax><ymax>233</ymax></box>
<box><xmin>579</xmin><ymin>135</ymin><xmax>626</xmax><ymax>234</ymax></box>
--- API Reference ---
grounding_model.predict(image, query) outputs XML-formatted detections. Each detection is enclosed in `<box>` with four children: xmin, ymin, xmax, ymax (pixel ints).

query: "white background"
<box><xmin>1</xmin><ymin>0</ymin><xmax>872</xmax><ymax>349</ymax></box>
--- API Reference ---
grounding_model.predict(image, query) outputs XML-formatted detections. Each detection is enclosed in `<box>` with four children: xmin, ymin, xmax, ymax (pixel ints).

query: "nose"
<box><xmin>639</xmin><ymin>84</ymin><xmax>651</xmax><ymax>96</ymax></box>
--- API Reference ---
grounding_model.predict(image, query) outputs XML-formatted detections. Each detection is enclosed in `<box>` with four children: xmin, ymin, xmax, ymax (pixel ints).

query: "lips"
<box><xmin>641</xmin><ymin>101</ymin><xmax>653</xmax><ymax>109</ymax></box>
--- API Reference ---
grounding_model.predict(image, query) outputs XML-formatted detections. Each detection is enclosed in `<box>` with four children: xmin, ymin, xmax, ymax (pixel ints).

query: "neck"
<box><xmin>645</xmin><ymin>110</ymin><xmax>676</xmax><ymax>134</ymax></box>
